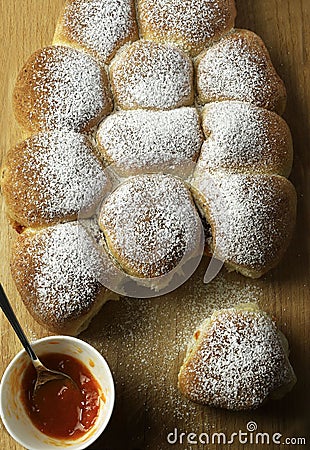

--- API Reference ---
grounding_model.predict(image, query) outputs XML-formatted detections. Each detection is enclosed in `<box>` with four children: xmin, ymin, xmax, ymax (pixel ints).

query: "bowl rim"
<box><xmin>0</xmin><ymin>335</ymin><xmax>115</xmax><ymax>450</ymax></box>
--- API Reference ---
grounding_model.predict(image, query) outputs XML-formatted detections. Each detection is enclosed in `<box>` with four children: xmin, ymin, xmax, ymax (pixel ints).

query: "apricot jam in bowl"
<box><xmin>0</xmin><ymin>336</ymin><xmax>115</xmax><ymax>450</ymax></box>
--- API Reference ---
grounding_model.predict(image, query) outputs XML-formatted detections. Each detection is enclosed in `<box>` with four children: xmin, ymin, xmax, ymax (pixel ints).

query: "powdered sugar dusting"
<box><xmin>99</xmin><ymin>174</ymin><xmax>201</xmax><ymax>277</ymax></box>
<box><xmin>14</xmin><ymin>222</ymin><xmax>106</xmax><ymax>326</ymax></box>
<box><xmin>23</xmin><ymin>46</ymin><xmax>111</xmax><ymax>131</ymax></box>
<box><xmin>138</xmin><ymin>0</ymin><xmax>236</xmax><ymax>55</ymax></box>
<box><xmin>110</xmin><ymin>41</ymin><xmax>193</xmax><ymax>109</ymax></box>
<box><xmin>178</xmin><ymin>306</ymin><xmax>294</xmax><ymax>410</ymax></box>
<box><xmin>5</xmin><ymin>130</ymin><xmax>110</xmax><ymax>226</ymax></box>
<box><xmin>82</xmin><ymin>264</ymin><xmax>265</xmax><ymax>422</ymax></box>
<box><xmin>197</xmin><ymin>29</ymin><xmax>286</xmax><ymax>111</ymax></box>
<box><xmin>7</xmin><ymin>4</ymin><xmax>296</xmax><ymax>427</ymax></box>
<box><xmin>191</xmin><ymin>172</ymin><xmax>295</xmax><ymax>272</ymax></box>
<box><xmin>96</xmin><ymin>107</ymin><xmax>203</xmax><ymax>176</ymax></box>
<box><xmin>59</xmin><ymin>0</ymin><xmax>138</xmax><ymax>63</ymax></box>
<box><xmin>198</xmin><ymin>101</ymin><xmax>292</xmax><ymax>175</ymax></box>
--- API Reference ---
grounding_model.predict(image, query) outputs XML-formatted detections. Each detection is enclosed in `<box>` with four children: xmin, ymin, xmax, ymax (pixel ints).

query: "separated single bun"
<box><xmin>178</xmin><ymin>303</ymin><xmax>296</xmax><ymax>410</ymax></box>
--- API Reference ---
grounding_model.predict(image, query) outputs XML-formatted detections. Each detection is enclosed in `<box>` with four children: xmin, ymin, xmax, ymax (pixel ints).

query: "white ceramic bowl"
<box><xmin>0</xmin><ymin>336</ymin><xmax>115</xmax><ymax>450</ymax></box>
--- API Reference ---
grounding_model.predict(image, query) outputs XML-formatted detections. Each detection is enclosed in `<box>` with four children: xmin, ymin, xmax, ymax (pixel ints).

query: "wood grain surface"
<box><xmin>0</xmin><ymin>1</ymin><xmax>309</xmax><ymax>449</ymax></box>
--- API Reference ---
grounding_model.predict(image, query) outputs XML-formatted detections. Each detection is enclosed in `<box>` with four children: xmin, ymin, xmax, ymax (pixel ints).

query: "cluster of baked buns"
<box><xmin>2</xmin><ymin>0</ymin><xmax>297</xmax><ymax>408</ymax></box>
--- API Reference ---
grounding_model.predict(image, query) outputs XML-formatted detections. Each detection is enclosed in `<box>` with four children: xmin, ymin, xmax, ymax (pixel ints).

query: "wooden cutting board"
<box><xmin>0</xmin><ymin>1</ymin><xmax>309</xmax><ymax>449</ymax></box>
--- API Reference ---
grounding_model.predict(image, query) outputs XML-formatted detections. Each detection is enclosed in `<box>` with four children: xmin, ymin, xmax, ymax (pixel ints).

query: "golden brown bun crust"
<box><xmin>191</xmin><ymin>173</ymin><xmax>297</xmax><ymax>278</ymax></box>
<box><xmin>53</xmin><ymin>0</ymin><xmax>139</xmax><ymax>64</ymax></box>
<box><xmin>13</xmin><ymin>45</ymin><xmax>112</xmax><ymax>134</ymax></box>
<box><xmin>196</xmin><ymin>29</ymin><xmax>287</xmax><ymax>114</ymax></box>
<box><xmin>199</xmin><ymin>101</ymin><xmax>293</xmax><ymax>177</ymax></box>
<box><xmin>178</xmin><ymin>303</ymin><xmax>296</xmax><ymax>410</ymax></box>
<box><xmin>1</xmin><ymin>130</ymin><xmax>110</xmax><ymax>228</ymax></box>
<box><xmin>138</xmin><ymin>0</ymin><xmax>236</xmax><ymax>56</ymax></box>
<box><xmin>10</xmin><ymin>222</ymin><xmax>114</xmax><ymax>335</ymax></box>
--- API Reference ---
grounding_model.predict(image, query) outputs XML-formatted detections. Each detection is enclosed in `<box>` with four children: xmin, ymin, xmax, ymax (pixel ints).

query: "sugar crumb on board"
<box><xmin>81</xmin><ymin>259</ymin><xmax>264</xmax><ymax>434</ymax></box>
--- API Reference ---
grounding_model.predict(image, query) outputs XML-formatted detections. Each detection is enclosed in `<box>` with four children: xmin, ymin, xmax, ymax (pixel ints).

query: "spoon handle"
<box><xmin>0</xmin><ymin>284</ymin><xmax>38</xmax><ymax>361</ymax></box>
